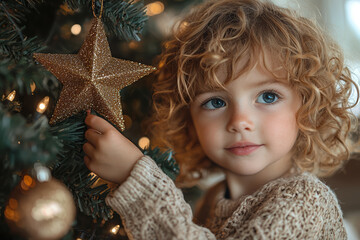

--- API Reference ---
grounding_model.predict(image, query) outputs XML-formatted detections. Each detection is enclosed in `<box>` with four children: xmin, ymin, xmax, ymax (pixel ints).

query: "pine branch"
<box><xmin>0</xmin><ymin>57</ymin><xmax>55</xmax><ymax>96</ymax></box>
<box><xmin>0</xmin><ymin>105</ymin><xmax>61</xmax><ymax>211</ymax></box>
<box><xmin>50</xmin><ymin>114</ymin><xmax>113</xmax><ymax>220</ymax></box>
<box><xmin>143</xmin><ymin>147</ymin><xmax>180</xmax><ymax>181</ymax></box>
<box><xmin>0</xmin><ymin>106</ymin><xmax>60</xmax><ymax>170</ymax></box>
<box><xmin>0</xmin><ymin>1</ymin><xmax>44</xmax><ymax>61</ymax></box>
<box><xmin>0</xmin><ymin>25</ymin><xmax>44</xmax><ymax>61</ymax></box>
<box><xmin>65</xmin><ymin>0</ymin><xmax>148</xmax><ymax>41</ymax></box>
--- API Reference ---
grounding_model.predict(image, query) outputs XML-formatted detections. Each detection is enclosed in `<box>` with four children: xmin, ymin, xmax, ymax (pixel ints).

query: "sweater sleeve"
<box><xmin>105</xmin><ymin>156</ymin><xmax>216</xmax><ymax>240</ymax></box>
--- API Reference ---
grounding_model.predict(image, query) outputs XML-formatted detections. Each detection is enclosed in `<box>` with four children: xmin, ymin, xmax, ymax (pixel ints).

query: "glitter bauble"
<box><xmin>5</xmin><ymin>176</ymin><xmax>76</xmax><ymax>240</ymax></box>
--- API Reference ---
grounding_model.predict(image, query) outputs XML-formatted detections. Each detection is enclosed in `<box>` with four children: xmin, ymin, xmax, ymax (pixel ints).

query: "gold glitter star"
<box><xmin>33</xmin><ymin>18</ymin><xmax>156</xmax><ymax>131</ymax></box>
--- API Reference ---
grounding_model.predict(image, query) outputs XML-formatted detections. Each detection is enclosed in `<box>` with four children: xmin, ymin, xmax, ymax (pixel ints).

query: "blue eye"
<box><xmin>202</xmin><ymin>98</ymin><xmax>226</xmax><ymax>109</ymax></box>
<box><xmin>257</xmin><ymin>91</ymin><xmax>279</xmax><ymax>104</ymax></box>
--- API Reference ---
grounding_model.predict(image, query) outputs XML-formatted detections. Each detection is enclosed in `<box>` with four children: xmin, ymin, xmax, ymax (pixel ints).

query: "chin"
<box><xmin>225</xmin><ymin>165</ymin><xmax>265</xmax><ymax>176</ymax></box>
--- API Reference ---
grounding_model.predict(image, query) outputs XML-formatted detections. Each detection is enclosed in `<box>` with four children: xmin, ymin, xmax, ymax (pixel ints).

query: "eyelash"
<box><xmin>199</xmin><ymin>89</ymin><xmax>283</xmax><ymax>109</ymax></box>
<box><xmin>256</xmin><ymin>89</ymin><xmax>283</xmax><ymax>104</ymax></box>
<box><xmin>200</xmin><ymin>97</ymin><xmax>226</xmax><ymax>110</ymax></box>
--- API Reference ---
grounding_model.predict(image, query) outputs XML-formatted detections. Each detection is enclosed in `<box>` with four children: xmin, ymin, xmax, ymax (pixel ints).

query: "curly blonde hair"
<box><xmin>150</xmin><ymin>0</ymin><xmax>359</xmax><ymax>184</ymax></box>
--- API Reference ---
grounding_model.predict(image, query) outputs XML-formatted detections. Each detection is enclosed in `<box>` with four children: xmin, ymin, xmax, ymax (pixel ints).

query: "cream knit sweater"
<box><xmin>106</xmin><ymin>156</ymin><xmax>347</xmax><ymax>239</ymax></box>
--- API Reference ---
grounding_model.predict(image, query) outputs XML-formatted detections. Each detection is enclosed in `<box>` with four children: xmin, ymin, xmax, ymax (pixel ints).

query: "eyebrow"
<box><xmin>251</xmin><ymin>78</ymin><xmax>288</xmax><ymax>88</ymax></box>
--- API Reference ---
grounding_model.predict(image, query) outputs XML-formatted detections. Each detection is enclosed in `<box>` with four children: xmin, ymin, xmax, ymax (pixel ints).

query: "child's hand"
<box><xmin>83</xmin><ymin>111</ymin><xmax>144</xmax><ymax>185</ymax></box>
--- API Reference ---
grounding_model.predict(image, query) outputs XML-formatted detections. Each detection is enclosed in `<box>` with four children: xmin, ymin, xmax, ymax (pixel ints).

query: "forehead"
<box><xmin>191</xmin><ymin>47</ymin><xmax>288</xmax><ymax>99</ymax></box>
<box><xmin>217</xmin><ymin>49</ymin><xmax>287</xmax><ymax>85</ymax></box>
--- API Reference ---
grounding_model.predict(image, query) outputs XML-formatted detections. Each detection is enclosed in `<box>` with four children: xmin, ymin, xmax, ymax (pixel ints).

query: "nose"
<box><xmin>226</xmin><ymin>105</ymin><xmax>255</xmax><ymax>133</ymax></box>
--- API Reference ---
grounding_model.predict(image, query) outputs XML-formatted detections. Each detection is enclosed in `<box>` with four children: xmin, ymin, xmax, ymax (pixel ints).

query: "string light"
<box><xmin>128</xmin><ymin>41</ymin><xmax>140</xmax><ymax>50</ymax></box>
<box><xmin>146</xmin><ymin>1</ymin><xmax>165</xmax><ymax>16</ymax></box>
<box><xmin>4</xmin><ymin>198</ymin><xmax>20</xmax><ymax>222</ymax></box>
<box><xmin>30</xmin><ymin>82</ymin><xmax>36</xmax><ymax>94</ymax></box>
<box><xmin>138</xmin><ymin>137</ymin><xmax>150</xmax><ymax>150</ymax></box>
<box><xmin>6</xmin><ymin>90</ymin><xmax>16</xmax><ymax>101</ymax></box>
<box><xmin>110</xmin><ymin>225</ymin><xmax>120</xmax><ymax>234</ymax></box>
<box><xmin>23</xmin><ymin>175</ymin><xmax>33</xmax><ymax>187</ymax></box>
<box><xmin>71</xmin><ymin>24</ymin><xmax>82</xmax><ymax>35</ymax></box>
<box><xmin>36</xmin><ymin>96</ymin><xmax>49</xmax><ymax>114</ymax></box>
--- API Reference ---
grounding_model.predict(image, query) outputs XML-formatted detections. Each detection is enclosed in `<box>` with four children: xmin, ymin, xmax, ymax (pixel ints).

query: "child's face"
<box><xmin>190</xmin><ymin>60</ymin><xmax>301</xmax><ymax>177</ymax></box>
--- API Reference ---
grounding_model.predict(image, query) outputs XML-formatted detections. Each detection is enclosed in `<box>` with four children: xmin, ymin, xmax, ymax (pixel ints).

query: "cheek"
<box><xmin>191</xmin><ymin>115</ymin><xmax>222</xmax><ymax>151</ymax></box>
<box><xmin>194</xmin><ymin>121</ymin><xmax>219</xmax><ymax>147</ymax></box>
<box><xmin>262</xmin><ymin>110</ymin><xmax>298</xmax><ymax>145</ymax></box>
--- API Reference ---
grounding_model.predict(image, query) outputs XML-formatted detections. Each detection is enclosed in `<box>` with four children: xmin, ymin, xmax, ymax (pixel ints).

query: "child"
<box><xmin>83</xmin><ymin>0</ymin><xmax>359</xmax><ymax>239</ymax></box>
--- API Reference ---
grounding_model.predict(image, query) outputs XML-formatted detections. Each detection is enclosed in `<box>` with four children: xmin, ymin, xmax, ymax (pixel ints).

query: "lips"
<box><xmin>225</xmin><ymin>142</ymin><xmax>263</xmax><ymax>156</ymax></box>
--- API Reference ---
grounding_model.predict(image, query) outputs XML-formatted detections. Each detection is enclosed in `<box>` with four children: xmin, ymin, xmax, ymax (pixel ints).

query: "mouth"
<box><xmin>225</xmin><ymin>142</ymin><xmax>263</xmax><ymax>156</ymax></box>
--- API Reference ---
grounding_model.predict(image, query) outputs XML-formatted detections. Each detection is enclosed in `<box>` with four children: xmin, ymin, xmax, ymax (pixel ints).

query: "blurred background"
<box><xmin>1</xmin><ymin>0</ymin><xmax>359</xmax><ymax>239</ymax></box>
<box><xmin>271</xmin><ymin>1</ymin><xmax>360</xmax><ymax>239</ymax></box>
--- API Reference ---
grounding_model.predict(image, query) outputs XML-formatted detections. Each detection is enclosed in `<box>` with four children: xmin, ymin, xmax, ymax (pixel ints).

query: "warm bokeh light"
<box><xmin>8</xmin><ymin>198</ymin><xmax>18</xmax><ymax>209</ymax></box>
<box><xmin>146</xmin><ymin>1</ymin><xmax>165</xmax><ymax>16</ymax></box>
<box><xmin>30</xmin><ymin>82</ymin><xmax>36</xmax><ymax>93</ymax></box>
<box><xmin>36</xmin><ymin>96</ymin><xmax>49</xmax><ymax>114</ymax></box>
<box><xmin>71</xmin><ymin>24</ymin><xmax>82</xmax><ymax>35</ymax></box>
<box><xmin>128</xmin><ymin>41</ymin><xmax>140</xmax><ymax>50</ymax></box>
<box><xmin>23</xmin><ymin>175</ymin><xmax>33</xmax><ymax>187</ymax></box>
<box><xmin>123</xmin><ymin>115</ymin><xmax>132</xmax><ymax>129</ymax></box>
<box><xmin>4</xmin><ymin>205</ymin><xmax>19</xmax><ymax>222</ymax></box>
<box><xmin>6</xmin><ymin>90</ymin><xmax>16</xmax><ymax>101</ymax></box>
<box><xmin>138</xmin><ymin>137</ymin><xmax>150</xmax><ymax>150</ymax></box>
<box><xmin>110</xmin><ymin>225</ymin><xmax>120</xmax><ymax>234</ymax></box>
<box><xmin>59</xmin><ymin>3</ymin><xmax>75</xmax><ymax>15</ymax></box>
<box><xmin>20</xmin><ymin>180</ymin><xmax>30</xmax><ymax>191</ymax></box>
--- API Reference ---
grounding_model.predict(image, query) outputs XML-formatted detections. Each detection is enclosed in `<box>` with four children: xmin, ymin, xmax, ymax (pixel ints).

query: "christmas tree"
<box><xmin>0</xmin><ymin>0</ymin><xmax>200</xmax><ymax>239</ymax></box>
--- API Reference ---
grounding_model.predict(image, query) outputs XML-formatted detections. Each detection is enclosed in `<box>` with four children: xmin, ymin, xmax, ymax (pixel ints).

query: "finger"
<box><xmin>83</xmin><ymin>142</ymin><xmax>96</xmax><ymax>158</ymax></box>
<box><xmin>85</xmin><ymin>129</ymin><xmax>102</xmax><ymax>146</ymax></box>
<box><xmin>84</xmin><ymin>155</ymin><xmax>91</xmax><ymax>168</ymax></box>
<box><xmin>84</xmin><ymin>155</ymin><xmax>96</xmax><ymax>173</ymax></box>
<box><xmin>85</xmin><ymin>114</ymin><xmax>115</xmax><ymax>133</ymax></box>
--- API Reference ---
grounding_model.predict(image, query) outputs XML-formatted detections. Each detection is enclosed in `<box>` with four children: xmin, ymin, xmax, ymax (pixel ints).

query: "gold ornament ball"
<box><xmin>5</xmin><ymin>176</ymin><xmax>76</xmax><ymax>240</ymax></box>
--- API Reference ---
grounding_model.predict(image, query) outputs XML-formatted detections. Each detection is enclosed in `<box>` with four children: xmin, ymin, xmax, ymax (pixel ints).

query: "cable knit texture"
<box><xmin>106</xmin><ymin>156</ymin><xmax>347</xmax><ymax>239</ymax></box>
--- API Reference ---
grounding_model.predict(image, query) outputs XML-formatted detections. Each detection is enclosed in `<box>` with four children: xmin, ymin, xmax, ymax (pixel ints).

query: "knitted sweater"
<box><xmin>106</xmin><ymin>156</ymin><xmax>347</xmax><ymax>239</ymax></box>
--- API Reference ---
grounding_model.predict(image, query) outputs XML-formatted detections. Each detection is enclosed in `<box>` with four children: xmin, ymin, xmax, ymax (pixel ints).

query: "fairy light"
<box><xmin>110</xmin><ymin>225</ymin><xmax>120</xmax><ymax>234</ymax></box>
<box><xmin>146</xmin><ymin>1</ymin><xmax>164</xmax><ymax>16</ymax></box>
<box><xmin>30</xmin><ymin>82</ymin><xmax>36</xmax><ymax>94</ymax></box>
<box><xmin>23</xmin><ymin>175</ymin><xmax>33</xmax><ymax>187</ymax></box>
<box><xmin>71</xmin><ymin>24</ymin><xmax>82</xmax><ymax>35</ymax></box>
<box><xmin>128</xmin><ymin>41</ymin><xmax>140</xmax><ymax>50</ymax></box>
<box><xmin>138</xmin><ymin>137</ymin><xmax>150</xmax><ymax>150</ymax></box>
<box><xmin>6</xmin><ymin>90</ymin><xmax>16</xmax><ymax>101</ymax></box>
<box><xmin>36</xmin><ymin>96</ymin><xmax>49</xmax><ymax>114</ymax></box>
<box><xmin>20</xmin><ymin>180</ymin><xmax>30</xmax><ymax>191</ymax></box>
<box><xmin>4</xmin><ymin>198</ymin><xmax>20</xmax><ymax>222</ymax></box>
